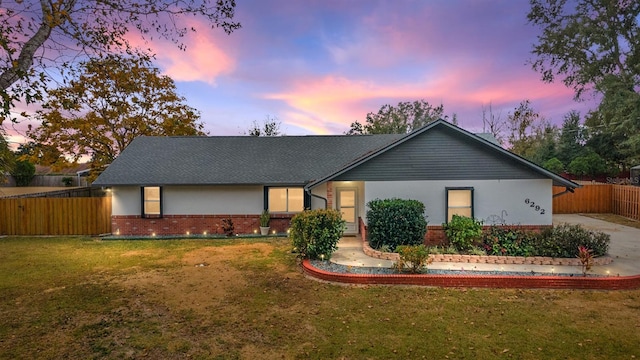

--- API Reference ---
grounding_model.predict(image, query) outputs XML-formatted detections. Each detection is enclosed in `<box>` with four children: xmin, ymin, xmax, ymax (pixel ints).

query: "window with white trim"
<box><xmin>446</xmin><ymin>187</ymin><xmax>473</xmax><ymax>222</ymax></box>
<box><xmin>268</xmin><ymin>187</ymin><xmax>304</xmax><ymax>212</ymax></box>
<box><xmin>142</xmin><ymin>186</ymin><xmax>162</xmax><ymax>218</ymax></box>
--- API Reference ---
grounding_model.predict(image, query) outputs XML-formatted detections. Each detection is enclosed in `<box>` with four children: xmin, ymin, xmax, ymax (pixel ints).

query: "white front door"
<box><xmin>337</xmin><ymin>188</ymin><xmax>357</xmax><ymax>234</ymax></box>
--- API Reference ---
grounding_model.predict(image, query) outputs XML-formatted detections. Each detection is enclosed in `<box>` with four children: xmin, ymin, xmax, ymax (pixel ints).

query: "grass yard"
<box><xmin>0</xmin><ymin>236</ymin><xmax>639</xmax><ymax>359</ymax></box>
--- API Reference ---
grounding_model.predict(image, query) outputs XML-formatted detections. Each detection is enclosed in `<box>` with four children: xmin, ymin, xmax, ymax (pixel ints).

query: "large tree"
<box><xmin>528</xmin><ymin>0</ymin><xmax>640</xmax><ymax>166</ymax></box>
<box><xmin>246</xmin><ymin>115</ymin><xmax>283</xmax><ymax>137</ymax></box>
<box><xmin>505</xmin><ymin>100</ymin><xmax>559</xmax><ymax>166</ymax></box>
<box><xmin>556</xmin><ymin>110</ymin><xmax>586</xmax><ymax>166</ymax></box>
<box><xmin>0</xmin><ymin>0</ymin><xmax>240</xmax><ymax>122</ymax></box>
<box><xmin>347</xmin><ymin>100</ymin><xmax>445</xmax><ymax>135</ymax></box>
<box><xmin>585</xmin><ymin>79</ymin><xmax>640</xmax><ymax>167</ymax></box>
<box><xmin>0</xmin><ymin>134</ymin><xmax>14</xmax><ymax>182</ymax></box>
<box><xmin>481</xmin><ymin>102</ymin><xmax>506</xmax><ymax>145</ymax></box>
<box><xmin>27</xmin><ymin>54</ymin><xmax>205</xmax><ymax>177</ymax></box>
<box><xmin>506</xmin><ymin>100</ymin><xmax>540</xmax><ymax>154</ymax></box>
<box><xmin>15</xmin><ymin>140</ymin><xmax>70</xmax><ymax>168</ymax></box>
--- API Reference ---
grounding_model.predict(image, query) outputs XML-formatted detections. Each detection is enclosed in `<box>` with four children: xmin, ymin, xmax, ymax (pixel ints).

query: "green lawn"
<box><xmin>0</xmin><ymin>236</ymin><xmax>638</xmax><ymax>359</ymax></box>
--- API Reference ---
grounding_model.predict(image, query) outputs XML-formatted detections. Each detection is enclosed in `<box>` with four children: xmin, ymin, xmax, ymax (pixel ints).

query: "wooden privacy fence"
<box><xmin>0</xmin><ymin>197</ymin><xmax>112</xmax><ymax>236</ymax></box>
<box><xmin>612</xmin><ymin>185</ymin><xmax>640</xmax><ymax>221</ymax></box>
<box><xmin>553</xmin><ymin>184</ymin><xmax>640</xmax><ymax>221</ymax></box>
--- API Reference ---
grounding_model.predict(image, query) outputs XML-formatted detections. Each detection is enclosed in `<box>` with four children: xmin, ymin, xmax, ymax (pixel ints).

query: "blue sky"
<box><xmin>7</xmin><ymin>0</ymin><xmax>598</xmax><ymax>144</ymax></box>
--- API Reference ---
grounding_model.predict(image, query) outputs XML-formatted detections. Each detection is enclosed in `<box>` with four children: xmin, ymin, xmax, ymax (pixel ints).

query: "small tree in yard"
<box><xmin>290</xmin><ymin>209</ymin><xmax>346</xmax><ymax>260</ymax></box>
<box><xmin>394</xmin><ymin>245</ymin><xmax>432</xmax><ymax>273</ymax></box>
<box><xmin>11</xmin><ymin>160</ymin><xmax>35</xmax><ymax>187</ymax></box>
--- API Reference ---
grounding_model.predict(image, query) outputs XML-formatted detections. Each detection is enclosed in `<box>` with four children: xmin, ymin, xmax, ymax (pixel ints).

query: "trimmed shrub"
<box><xmin>480</xmin><ymin>226</ymin><xmax>536</xmax><ymax>257</ymax></box>
<box><xmin>394</xmin><ymin>245</ymin><xmax>432</xmax><ymax>273</ymax></box>
<box><xmin>366</xmin><ymin>198</ymin><xmax>427</xmax><ymax>252</ymax></box>
<box><xmin>442</xmin><ymin>215</ymin><xmax>483</xmax><ymax>252</ymax></box>
<box><xmin>290</xmin><ymin>209</ymin><xmax>346</xmax><ymax>260</ymax></box>
<box><xmin>533</xmin><ymin>223</ymin><xmax>610</xmax><ymax>258</ymax></box>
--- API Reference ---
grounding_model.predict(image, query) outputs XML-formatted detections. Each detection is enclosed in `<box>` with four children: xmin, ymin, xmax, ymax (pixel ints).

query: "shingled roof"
<box><xmin>92</xmin><ymin>134</ymin><xmax>403</xmax><ymax>186</ymax></box>
<box><xmin>93</xmin><ymin>119</ymin><xmax>579</xmax><ymax>189</ymax></box>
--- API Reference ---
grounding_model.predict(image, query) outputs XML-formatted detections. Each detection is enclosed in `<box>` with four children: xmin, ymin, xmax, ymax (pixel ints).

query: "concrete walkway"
<box><xmin>331</xmin><ymin>214</ymin><xmax>640</xmax><ymax>276</ymax></box>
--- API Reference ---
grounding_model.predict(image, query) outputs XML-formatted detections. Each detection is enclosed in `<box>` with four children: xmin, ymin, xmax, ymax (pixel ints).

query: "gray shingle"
<box><xmin>92</xmin><ymin>134</ymin><xmax>403</xmax><ymax>186</ymax></box>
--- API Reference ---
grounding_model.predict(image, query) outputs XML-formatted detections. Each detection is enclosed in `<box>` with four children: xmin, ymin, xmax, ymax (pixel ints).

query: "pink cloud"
<box><xmin>126</xmin><ymin>18</ymin><xmax>236</xmax><ymax>84</ymax></box>
<box><xmin>264</xmin><ymin>76</ymin><xmax>432</xmax><ymax>133</ymax></box>
<box><xmin>263</xmin><ymin>61</ymin><xmax>591</xmax><ymax>135</ymax></box>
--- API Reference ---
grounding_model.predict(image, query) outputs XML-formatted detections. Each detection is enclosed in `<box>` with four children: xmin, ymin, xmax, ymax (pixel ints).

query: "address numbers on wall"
<box><xmin>524</xmin><ymin>198</ymin><xmax>546</xmax><ymax>215</ymax></box>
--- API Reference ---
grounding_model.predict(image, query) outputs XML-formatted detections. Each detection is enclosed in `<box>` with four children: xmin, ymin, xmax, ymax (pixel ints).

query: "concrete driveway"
<box><xmin>553</xmin><ymin>214</ymin><xmax>640</xmax><ymax>276</ymax></box>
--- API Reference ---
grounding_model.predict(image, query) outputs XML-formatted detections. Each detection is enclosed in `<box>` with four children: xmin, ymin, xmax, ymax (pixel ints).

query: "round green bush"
<box><xmin>290</xmin><ymin>209</ymin><xmax>346</xmax><ymax>260</ymax></box>
<box><xmin>366</xmin><ymin>198</ymin><xmax>427</xmax><ymax>252</ymax></box>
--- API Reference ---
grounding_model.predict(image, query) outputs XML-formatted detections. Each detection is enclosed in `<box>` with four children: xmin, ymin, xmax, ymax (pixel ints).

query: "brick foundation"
<box><xmin>111</xmin><ymin>214</ymin><xmax>294</xmax><ymax>236</ymax></box>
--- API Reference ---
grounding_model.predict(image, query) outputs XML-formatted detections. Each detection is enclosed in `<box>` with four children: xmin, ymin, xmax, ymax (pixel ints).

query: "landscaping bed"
<box><xmin>362</xmin><ymin>241</ymin><xmax>613</xmax><ymax>266</ymax></box>
<box><xmin>311</xmin><ymin>260</ymin><xmax>605</xmax><ymax>277</ymax></box>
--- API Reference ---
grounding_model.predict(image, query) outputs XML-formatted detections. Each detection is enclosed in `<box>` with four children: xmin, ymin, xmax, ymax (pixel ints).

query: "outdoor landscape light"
<box><xmin>203</xmin><ymin>231</ymin><xmax>207</xmax><ymax>236</ymax></box>
<box><xmin>186</xmin><ymin>231</ymin><xmax>190</xmax><ymax>235</ymax></box>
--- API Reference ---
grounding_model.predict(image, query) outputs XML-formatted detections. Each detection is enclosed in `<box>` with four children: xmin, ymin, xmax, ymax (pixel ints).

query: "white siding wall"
<box><xmin>112</xmin><ymin>186</ymin><xmax>140</xmax><ymax>215</ymax></box>
<box><xmin>364</xmin><ymin>179</ymin><xmax>553</xmax><ymax>226</ymax></box>
<box><xmin>310</xmin><ymin>182</ymin><xmax>328</xmax><ymax>209</ymax></box>
<box><xmin>164</xmin><ymin>186</ymin><xmax>263</xmax><ymax>214</ymax></box>
<box><xmin>111</xmin><ymin>185</ymin><xmax>263</xmax><ymax>215</ymax></box>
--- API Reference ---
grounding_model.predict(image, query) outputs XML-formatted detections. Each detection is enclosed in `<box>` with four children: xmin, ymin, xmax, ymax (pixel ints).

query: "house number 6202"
<box><xmin>524</xmin><ymin>198</ymin><xmax>546</xmax><ymax>215</ymax></box>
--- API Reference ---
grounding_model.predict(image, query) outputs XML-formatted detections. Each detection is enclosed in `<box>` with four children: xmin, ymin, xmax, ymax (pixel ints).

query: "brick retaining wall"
<box><xmin>361</xmin><ymin>239</ymin><xmax>613</xmax><ymax>266</ymax></box>
<box><xmin>302</xmin><ymin>260</ymin><xmax>640</xmax><ymax>290</ymax></box>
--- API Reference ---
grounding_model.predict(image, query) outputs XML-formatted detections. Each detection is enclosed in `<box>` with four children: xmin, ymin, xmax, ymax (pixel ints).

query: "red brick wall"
<box><xmin>112</xmin><ymin>214</ymin><xmax>294</xmax><ymax>236</ymax></box>
<box><xmin>302</xmin><ymin>260</ymin><xmax>640</xmax><ymax>290</ymax></box>
<box><xmin>358</xmin><ymin>217</ymin><xmax>550</xmax><ymax>246</ymax></box>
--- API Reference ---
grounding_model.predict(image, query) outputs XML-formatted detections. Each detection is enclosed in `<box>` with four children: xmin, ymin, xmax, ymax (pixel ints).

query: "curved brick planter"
<box><xmin>302</xmin><ymin>260</ymin><xmax>640</xmax><ymax>290</ymax></box>
<box><xmin>362</xmin><ymin>241</ymin><xmax>613</xmax><ymax>266</ymax></box>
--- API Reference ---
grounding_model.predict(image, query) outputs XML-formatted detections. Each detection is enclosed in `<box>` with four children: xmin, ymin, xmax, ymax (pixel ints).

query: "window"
<box><xmin>446</xmin><ymin>187</ymin><xmax>473</xmax><ymax>222</ymax></box>
<box><xmin>142</xmin><ymin>186</ymin><xmax>162</xmax><ymax>218</ymax></box>
<box><xmin>268</xmin><ymin>187</ymin><xmax>304</xmax><ymax>212</ymax></box>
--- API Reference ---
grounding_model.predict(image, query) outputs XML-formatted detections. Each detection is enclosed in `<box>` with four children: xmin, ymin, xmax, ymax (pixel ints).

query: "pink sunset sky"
<box><xmin>6</xmin><ymin>0</ymin><xmax>599</xmax><ymax>144</ymax></box>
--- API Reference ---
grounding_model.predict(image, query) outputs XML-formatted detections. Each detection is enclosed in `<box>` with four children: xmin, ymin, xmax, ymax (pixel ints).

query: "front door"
<box><xmin>337</xmin><ymin>188</ymin><xmax>357</xmax><ymax>234</ymax></box>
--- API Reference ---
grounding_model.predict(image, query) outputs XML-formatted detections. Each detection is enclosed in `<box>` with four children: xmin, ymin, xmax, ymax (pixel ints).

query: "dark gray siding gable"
<box><xmin>334</xmin><ymin>126</ymin><xmax>546</xmax><ymax>181</ymax></box>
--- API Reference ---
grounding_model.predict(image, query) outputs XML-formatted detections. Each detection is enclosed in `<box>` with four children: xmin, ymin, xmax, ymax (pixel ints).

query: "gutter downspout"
<box><xmin>305</xmin><ymin>187</ymin><xmax>328</xmax><ymax>209</ymax></box>
<box><xmin>553</xmin><ymin>187</ymin><xmax>575</xmax><ymax>198</ymax></box>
